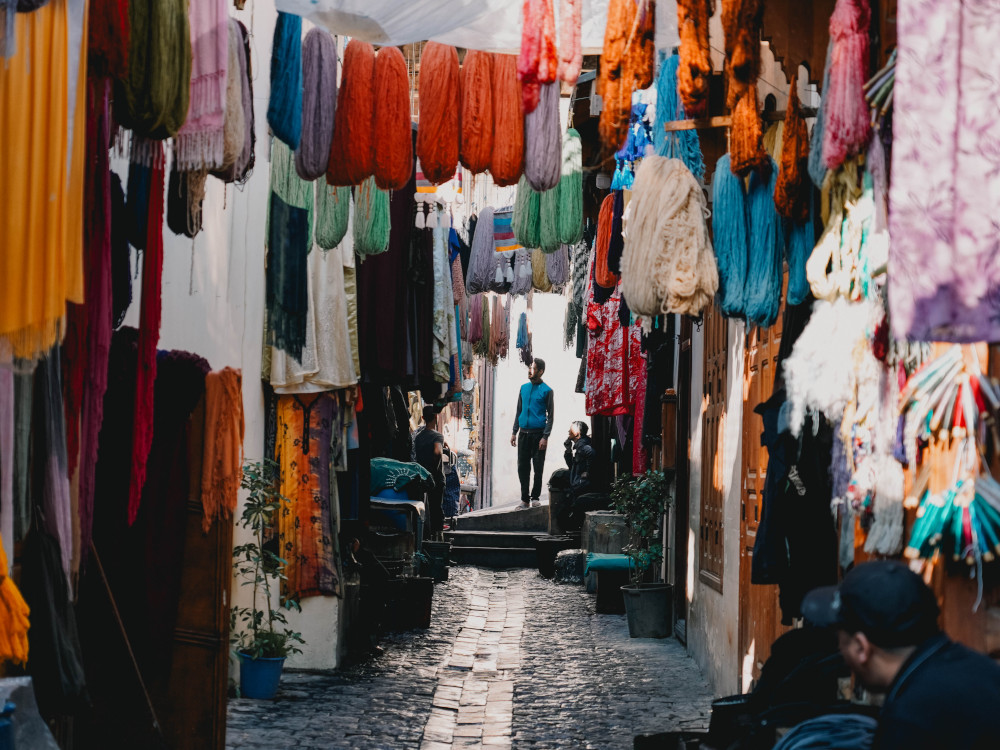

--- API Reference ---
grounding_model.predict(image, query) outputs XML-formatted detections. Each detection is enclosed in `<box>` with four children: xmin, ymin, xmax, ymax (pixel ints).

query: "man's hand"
<box><xmin>539</xmin><ymin>438</ymin><xmax>548</xmax><ymax>450</ymax></box>
<box><xmin>511</xmin><ymin>433</ymin><xmax>517</xmax><ymax>447</ymax></box>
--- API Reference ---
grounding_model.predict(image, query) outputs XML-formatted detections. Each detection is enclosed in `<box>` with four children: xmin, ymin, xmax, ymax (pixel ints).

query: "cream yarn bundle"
<box><xmin>620</xmin><ymin>156</ymin><xmax>718</xmax><ymax>317</ymax></box>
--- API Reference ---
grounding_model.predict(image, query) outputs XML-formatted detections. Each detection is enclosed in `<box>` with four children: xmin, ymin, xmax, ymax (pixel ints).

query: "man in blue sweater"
<box><xmin>511</xmin><ymin>357</ymin><xmax>555</xmax><ymax>509</ymax></box>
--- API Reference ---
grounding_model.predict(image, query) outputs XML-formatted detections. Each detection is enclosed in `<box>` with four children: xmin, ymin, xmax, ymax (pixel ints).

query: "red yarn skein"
<box><xmin>490</xmin><ymin>54</ymin><xmax>525</xmax><ymax>187</ymax></box>
<box><xmin>417</xmin><ymin>42</ymin><xmax>461</xmax><ymax>185</ymax></box>
<box><xmin>372</xmin><ymin>46</ymin><xmax>413</xmax><ymax>191</ymax></box>
<box><xmin>327</xmin><ymin>40</ymin><xmax>376</xmax><ymax>187</ymax></box>
<box><xmin>460</xmin><ymin>50</ymin><xmax>494</xmax><ymax>174</ymax></box>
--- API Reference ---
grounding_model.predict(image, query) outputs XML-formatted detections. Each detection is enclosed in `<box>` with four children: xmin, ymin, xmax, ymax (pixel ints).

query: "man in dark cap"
<box><xmin>802</xmin><ymin>560</ymin><xmax>1000</xmax><ymax>750</ymax></box>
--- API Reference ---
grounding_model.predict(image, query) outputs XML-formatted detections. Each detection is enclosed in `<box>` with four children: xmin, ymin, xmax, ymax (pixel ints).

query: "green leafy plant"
<box><xmin>230</xmin><ymin>459</ymin><xmax>305</xmax><ymax>660</ymax></box>
<box><xmin>610</xmin><ymin>470</ymin><xmax>670</xmax><ymax>586</ymax></box>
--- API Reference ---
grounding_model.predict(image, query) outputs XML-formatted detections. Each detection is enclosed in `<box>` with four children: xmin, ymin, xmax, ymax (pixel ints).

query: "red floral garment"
<box><xmin>585</xmin><ymin>290</ymin><xmax>630</xmax><ymax>416</ymax></box>
<box><xmin>628</xmin><ymin>323</ymin><xmax>650</xmax><ymax>474</ymax></box>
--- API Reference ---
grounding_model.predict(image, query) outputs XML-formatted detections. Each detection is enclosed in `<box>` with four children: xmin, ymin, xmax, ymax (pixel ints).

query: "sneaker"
<box><xmin>530</xmin><ymin>499</ymin><xmax>542</xmax><ymax>508</ymax></box>
<box><xmin>518</xmin><ymin>501</ymin><xmax>530</xmax><ymax>509</ymax></box>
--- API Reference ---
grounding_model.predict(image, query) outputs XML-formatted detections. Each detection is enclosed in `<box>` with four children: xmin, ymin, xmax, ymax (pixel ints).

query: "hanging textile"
<box><xmin>654</xmin><ymin>51</ymin><xmax>705</xmax><ymax>179</ymax></box>
<box><xmin>174</xmin><ymin>0</ymin><xmax>227</xmax><ymax>171</ymax></box>
<box><xmin>315</xmin><ymin>184</ymin><xmax>351</xmax><ymax>251</ymax></box>
<box><xmin>277</xmin><ymin>394</ymin><xmax>342</xmax><ymax>599</ymax></box>
<box><xmin>110</xmin><ymin>174</ymin><xmax>132</xmax><ymax>329</ymax></box>
<box><xmin>127</xmin><ymin>140</ymin><xmax>166</xmax><ymax>526</ymax></box>
<box><xmin>201</xmin><ymin>367</ymin><xmax>244</xmax><ymax>531</ymax></box>
<box><xmin>629</xmin><ymin>326</ymin><xmax>648</xmax><ymax>474</ymax></box>
<box><xmin>597</xmin><ymin>0</ymin><xmax>655</xmax><ymax>153</ymax></box>
<box><xmin>531</xmin><ymin>249</ymin><xmax>552</xmax><ymax>292</ymax></box>
<box><xmin>212</xmin><ymin>19</ymin><xmax>255</xmax><ymax>183</ymax></box>
<box><xmin>586</xmin><ymin>287</ymin><xmax>629</xmax><ymax>417</ymax></box>
<box><xmin>271</xmin><ymin>243</ymin><xmax>357</xmax><ymax>393</ymax></box>
<box><xmin>118</xmin><ymin>0</ymin><xmax>191</xmax><ymax>139</ymax></box>
<box><xmin>517</xmin><ymin>0</ymin><xmax>557</xmax><ymax>113</ymax></box>
<box><xmin>821</xmin><ymin>0</ymin><xmax>871</xmax><ymax>171</ymax></box>
<box><xmin>295</xmin><ymin>28</ymin><xmax>338</xmax><ymax>181</ymax></box>
<box><xmin>432</xmin><ymin>214</ymin><xmax>459</xmax><ymax>383</ymax></box>
<box><xmin>268</xmin><ymin>11</ymin><xmax>303</xmax><ymax>150</ymax></box>
<box><xmin>0</xmin><ymin>368</ymin><xmax>11</xmax><ymax>558</ymax></box>
<box><xmin>342</xmin><ymin>243</ymin><xmax>361</xmax><ymax>378</ymax></box>
<box><xmin>35</xmin><ymin>350</ymin><xmax>73</xmax><ymax>588</ymax></box>
<box><xmin>677</xmin><ymin>0</ymin><xmax>711</xmax><ymax>117</ymax></box>
<box><xmin>214</xmin><ymin>19</ymin><xmax>249</xmax><ymax>178</ymax></box>
<box><xmin>0</xmin><ymin>0</ymin><xmax>87</xmax><ymax>361</ymax></box>
<box><xmin>889</xmin><ymin>0</ymin><xmax>1000</xmax><ymax>342</ymax></box>
<box><xmin>87</xmin><ymin>0</ymin><xmax>129</xmax><ymax>75</ymax></box>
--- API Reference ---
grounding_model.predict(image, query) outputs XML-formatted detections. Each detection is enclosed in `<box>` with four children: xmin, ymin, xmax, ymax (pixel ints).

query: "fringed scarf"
<box><xmin>127</xmin><ymin>140</ymin><xmax>166</xmax><ymax>526</ymax></box>
<box><xmin>266</xmin><ymin>194</ymin><xmax>310</xmax><ymax>361</ymax></box>
<box><xmin>200</xmin><ymin>367</ymin><xmax>243</xmax><ymax>532</ymax></box>
<box><xmin>174</xmin><ymin>0</ymin><xmax>228</xmax><ymax>171</ymax></box>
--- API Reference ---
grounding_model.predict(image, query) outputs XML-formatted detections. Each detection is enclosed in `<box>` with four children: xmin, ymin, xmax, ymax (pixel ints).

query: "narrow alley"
<box><xmin>226</xmin><ymin>566</ymin><xmax>712</xmax><ymax>750</ymax></box>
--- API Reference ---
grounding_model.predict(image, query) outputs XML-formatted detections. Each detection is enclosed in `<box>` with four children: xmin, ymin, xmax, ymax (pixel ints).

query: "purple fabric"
<box><xmin>889</xmin><ymin>0</ymin><xmax>1000</xmax><ymax>342</ymax></box>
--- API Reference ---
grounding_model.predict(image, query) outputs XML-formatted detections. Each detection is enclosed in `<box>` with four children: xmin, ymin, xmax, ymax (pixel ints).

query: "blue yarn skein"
<box><xmin>516</xmin><ymin>312</ymin><xmax>529</xmax><ymax>349</ymax></box>
<box><xmin>268</xmin><ymin>12</ymin><xmax>303</xmax><ymax>150</ymax></box>
<box><xmin>655</xmin><ymin>52</ymin><xmax>705</xmax><ymax>180</ymax></box>
<box><xmin>712</xmin><ymin>154</ymin><xmax>749</xmax><ymax>318</ymax></box>
<box><xmin>786</xmin><ymin>192</ymin><xmax>815</xmax><ymax>306</ymax></box>
<box><xmin>745</xmin><ymin>158</ymin><xmax>785</xmax><ymax>328</ymax></box>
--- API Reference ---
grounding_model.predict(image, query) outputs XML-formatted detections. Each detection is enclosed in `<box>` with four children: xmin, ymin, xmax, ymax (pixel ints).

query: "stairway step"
<box><xmin>454</xmin><ymin>504</ymin><xmax>549</xmax><ymax>532</ymax></box>
<box><xmin>445</xmin><ymin>530</ymin><xmax>544</xmax><ymax>549</ymax></box>
<box><xmin>448</xmin><ymin>546</ymin><xmax>538</xmax><ymax>569</ymax></box>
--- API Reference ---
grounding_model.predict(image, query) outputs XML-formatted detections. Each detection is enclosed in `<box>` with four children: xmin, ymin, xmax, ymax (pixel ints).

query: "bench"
<box><xmin>584</xmin><ymin>553</ymin><xmax>632</xmax><ymax>614</ymax></box>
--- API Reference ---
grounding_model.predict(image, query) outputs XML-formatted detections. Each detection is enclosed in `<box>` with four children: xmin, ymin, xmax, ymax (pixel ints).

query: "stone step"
<box><xmin>448</xmin><ymin>546</ymin><xmax>537</xmax><ymax>569</ymax></box>
<box><xmin>444</xmin><ymin>530</ymin><xmax>543</xmax><ymax>549</ymax></box>
<box><xmin>454</xmin><ymin>503</ymin><xmax>548</xmax><ymax>532</ymax></box>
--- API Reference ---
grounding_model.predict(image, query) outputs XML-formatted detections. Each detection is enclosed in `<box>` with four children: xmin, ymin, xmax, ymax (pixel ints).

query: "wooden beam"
<box><xmin>662</xmin><ymin>107</ymin><xmax>818</xmax><ymax>132</ymax></box>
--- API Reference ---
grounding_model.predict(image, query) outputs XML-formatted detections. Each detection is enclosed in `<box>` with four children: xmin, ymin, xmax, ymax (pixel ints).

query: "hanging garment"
<box><xmin>586</xmin><ymin>289</ymin><xmax>630</xmax><ymax>417</ymax></box>
<box><xmin>271</xmin><ymin>244</ymin><xmax>357</xmax><ymax>393</ymax></box>
<box><xmin>889</xmin><ymin>0</ymin><xmax>1000</xmax><ymax>342</ymax></box>
<box><xmin>173</xmin><ymin>0</ymin><xmax>227</xmax><ymax>170</ymax></box>
<box><xmin>277</xmin><ymin>394</ymin><xmax>342</xmax><ymax>599</ymax></box>
<box><xmin>432</xmin><ymin>217</ymin><xmax>459</xmax><ymax>383</ymax></box>
<box><xmin>0</xmin><ymin>0</ymin><xmax>87</xmax><ymax>361</ymax></box>
<box><xmin>627</xmin><ymin>325</ymin><xmax>649</xmax><ymax>473</ymax></box>
<box><xmin>200</xmin><ymin>368</ymin><xmax>244</xmax><ymax>532</ymax></box>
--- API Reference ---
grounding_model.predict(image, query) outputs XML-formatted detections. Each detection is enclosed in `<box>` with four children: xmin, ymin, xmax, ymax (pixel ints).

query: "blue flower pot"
<box><xmin>238</xmin><ymin>652</ymin><xmax>285</xmax><ymax>699</ymax></box>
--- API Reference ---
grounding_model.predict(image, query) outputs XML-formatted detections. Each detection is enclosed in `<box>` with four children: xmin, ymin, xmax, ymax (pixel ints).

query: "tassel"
<box><xmin>427</xmin><ymin>208</ymin><xmax>439</xmax><ymax>228</ymax></box>
<box><xmin>415</xmin><ymin>204</ymin><xmax>426</xmax><ymax>229</ymax></box>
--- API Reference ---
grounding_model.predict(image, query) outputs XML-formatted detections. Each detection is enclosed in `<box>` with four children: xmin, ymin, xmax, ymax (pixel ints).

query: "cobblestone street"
<box><xmin>227</xmin><ymin>567</ymin><xmax>713</xmax><ymax>749</ymax></box>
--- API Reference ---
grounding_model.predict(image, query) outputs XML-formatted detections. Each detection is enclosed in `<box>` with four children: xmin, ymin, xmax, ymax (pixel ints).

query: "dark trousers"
<box><xmin>517</xmin><ymin>431</ymin><xmax>547</xmax><ymax>502</ymax></box>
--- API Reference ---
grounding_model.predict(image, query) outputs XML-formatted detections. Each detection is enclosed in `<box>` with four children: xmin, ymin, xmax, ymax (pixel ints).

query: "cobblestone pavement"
<box><xmin>227</xmin><ymin>567</ymin><xmax>713</xmax><ymax>750</ymax></box>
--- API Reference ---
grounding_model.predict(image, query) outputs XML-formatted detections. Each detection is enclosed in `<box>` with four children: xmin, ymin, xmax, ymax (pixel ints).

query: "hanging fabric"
<box><xmin>539</xmin><ymin>187</ymin><xmax>560</xmax><ymax>253</ymax></box>
<box><xmin>821</xmin><ymin>0</ymin><xmax>871</xmax><ymax>171</ymax></box>
<box><xmin>418</xmin><ymin>42</ymin><xmax>461</xmax><ymax>184</ymax></box>
<box><xmin>216</xmin><ymin>19</ymin><xmax>247</xmax><ymax>176</ymax></box>
<box><xmin>531</xmin><ymin>249</ymin><xmax>552</xmax><ymax>292</ymax></box>
<box><xmin>594</xmin><ymin>194</ymin><xmax>618</xmax><ymax>290</ymax></box>
<box><xmin>295</xmin><ymin>28</ymin><xmax>338</xmax><ymax>181</ymax></box>
<box><xmin>127</xmin><ymin>141</ymin><xmax>166</xmax><ymax>526</ymax></box>
<box><xmin>546</xmin><ymin>243</ymin><xmax>570</xmax><ymax>288</ymax></box>
<box><xmin>174</xmin><ymin>0</ymin><xmax>228</xmax><ymax>171</ymax></box>
<box><xmin>514</xmin><ymin>178</ymin><xmax>542</xmax><ymax>248</ymax></box>
<box><xmin>200</xmin><ymin>367</ymin><xmax>244</xmax><ymax>531</ymax></box>
<box><xmin>86</xmin><ymin>0</ymin><xmax>129</xmax><ymax>75</ymax></box>
<box><xmin>110</xmin><ymin>175</ymin><xmax>132</xmax><ymax>329</ymax></box>
<box><xmin>37</xmin><ymin>349</ymin><xmax>74</xmax><ymax>587</ymax></box>
<box><xmin>267</xmin><ymin>11</ymin><xmax>303</xmax><ymax>150</ymax></box>
<box><xmin>774</xmin><ymin>75</ymin><xmax>811</xmax><ymax>224</ymax></box>
<box><xmin>0</xmin><ymin>532</ymin><xmax>29</xmax><ymax>665</ymax></box>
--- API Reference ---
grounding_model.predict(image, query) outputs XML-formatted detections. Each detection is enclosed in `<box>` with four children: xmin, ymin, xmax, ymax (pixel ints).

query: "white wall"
<box><xmin>490</xmin><ymin>292</ymin><xmax>588</xmax><ymax>506</ymax></box>
<box><xmin>117</xmin><ymin>1</ymin><xmax>341</xmax><ymax>670</ymax></box>
<box><xmin>685</xmin><ymin>320</ymin><xmax>745</xmax><ymax>697</ymax></box>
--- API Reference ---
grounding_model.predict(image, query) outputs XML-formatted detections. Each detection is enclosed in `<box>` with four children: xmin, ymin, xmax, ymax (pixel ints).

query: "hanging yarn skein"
<box><xmin>594</xmin><ymin>194</ymin><xmax>619</xmax><ymax>289</ymax></box>
<box><xmin>654</xmin><ymin>52</ymin><xmax>705</xmax><ymax>179</ymax></box>
<box><xmin>774</xmin><ymin>75</ymin><xmax>811</xmax><ymax>223</ymax></box>
<box><xmin>517</xmin><ymin>0</ymin><xmax>557</xmax><ymax>113</ymax></box>
<box><xmin>118</xmin><ymin>0</ymin><xmax>191</xmax><ymax>139</ymax></box>
<box><xmin>546</xmin><ymin>244</ymin><xmax>570</xmax><ymax>288</ymax></box>
<box><xmin>712</xmin><ymin>154</ymin><xmax>749</xmax><ymax>317</ymax></box>
<box><xmin>677</xmin><ymin>0</ymin><xmax>712</xmax><ymax>117</ymax></box>
<box><xmin>620</xmin><ymin>156</ymin><xmax>718</xmax><ymax>317</ymax></box>
<box><xmin>730</xmin><ymin>84</ymin><xmax>769</xmax><ymax>176</ymax></box>
<box><xmin>217</xmin><ymin>20</ymin><xmax>247</xmax><ymax>175</ymax></box>
<box><xmin>531</xmin><ymin>249</ymin><xmax>553</xmax><ymax>292</ymax></box>
<box><xmin>315</xmin><ymin>184</ymin><xmax>350</xmax><ymax>250</ymax></box>
<box><xmin>490</xmin><ymin>54</ymin><xmax>525</xmax><ymax>187</ymax></box>
<box><xmin>539</xmin><ymin>187</ymin><xmax>560</xmax><ymax>253</ymax></box>
<box><xmin>372</xmin><ymin>46</ymin><xmax>413</xmax><ymax>192</ymax></box>
<box><xmin>743</xmin><ymin>159</ymin><xmax>784</xmax><ymax>328</ymax></box>
<box><xmin>417</xmin><ymin>42</ymin><xmax>461</xmax><ymax>185</ymax></box>
<box><xmin>467</xmin><ymin>207</ymin><xmax>496</xmax><ymax>294</ymax></box>
<box><xmin>597</xmin><ymin>0</ymin><xmax>637</xmax><ymax>153</ymax></box>
<box><xmin>295</xmin><ymin>28</ymin><xmax>338</xmax><ymax>181</ymax></box>
<box><xmin>721</xmin><ymin>0</ymin><xmax>763</xmax><ymax>106</ymax></box>
<box><xmin>327</xmin><ymin>40</ymin><xmax>376</xmax><ymax>187</ymax></box>
<box><xmin>557</xmin><ymin>128</ymin><xmax>584</xmax><ymax>244</ymax></box>
<box><xmin>822</xmin><ymin>0</ymin><xmax>871</xmax><ymax>170</ymax></box>
<box><xmin>524</xmin><ymin>81</ymin><xmax>562</xmax><ymax>191</ymax></box>
<box><xmin>353</xmin><ymin>177</ymin><xmax>391</xmax><ymax>256</ymax></box>
<box><xmin>460</xmin><ymin>50</ymin><xmax>494</xmax><ymax>174</ymax></box>
<box><xmin>557</xmin><ymin>0</ymin><xmax>582</xmax><ymax>85</ymax></box>
<box><xmin>513</xmin><ymin>177</ymin><xmax>542</xmax><ymax>248</ymax></box>
<box><xmin>267</xmin><ymin>12</ymin><xmax>303</xmax><ymax>150</ymax></box>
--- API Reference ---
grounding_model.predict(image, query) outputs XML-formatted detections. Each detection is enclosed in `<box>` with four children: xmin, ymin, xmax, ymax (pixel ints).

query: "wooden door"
<box><xmin>738</xmin><ymin>315</ymin><xmax>787</xmax><ymax>691</ymax></box>
<box><xmin>674</xmin><ymin>317</ymin><xmax>693</xmax><ymax>638</ymax></box>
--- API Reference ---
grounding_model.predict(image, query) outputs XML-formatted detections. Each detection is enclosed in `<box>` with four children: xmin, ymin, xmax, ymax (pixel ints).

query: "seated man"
<box><xmin>803</xmin><ymin>560</ymin><xmax>1000</xmax><ymax>750</ymax></box>
<box><xmin>557</xmin><ymin>421</ymin><xmax>602</xmax><ymax>532</ymax></box>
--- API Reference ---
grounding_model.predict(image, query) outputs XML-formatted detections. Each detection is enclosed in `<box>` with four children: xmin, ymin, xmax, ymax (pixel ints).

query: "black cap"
<box><xmin>801</xmin><ymin>560</ymin><xmax>940</xmax><ymax>648</ymax></box>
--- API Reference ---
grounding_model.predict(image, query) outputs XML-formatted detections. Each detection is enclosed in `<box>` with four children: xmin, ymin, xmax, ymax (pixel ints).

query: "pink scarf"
<box><xmin>174</xmin><ymin>0</ymin><xmax>228</xmax><ymax>170</ymax></box>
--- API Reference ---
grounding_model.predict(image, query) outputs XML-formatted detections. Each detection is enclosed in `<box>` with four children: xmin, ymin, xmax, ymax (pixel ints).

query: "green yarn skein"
<box><xmin>315</xmin><ymin>184</ymin><xmax>351</xmax><ymax>250</ymax></box>
<box><xmin>557</xmin><ymin>128</ymin><xmax>584</xmax><ymax>245</ymax></box>
<box><xmin>513</xmin><ymin>175</ymin><xmax>541</xmax><ymax>249</ymax></box>
<box><xmin>353</xmin><ymin>177</ymin><xmax>391</xmax><ymax>256</ymax></box>
<box><xmin>539</xmin><ymin>187</ymin><xmax>560</xmax><ymax>253</ymax></box>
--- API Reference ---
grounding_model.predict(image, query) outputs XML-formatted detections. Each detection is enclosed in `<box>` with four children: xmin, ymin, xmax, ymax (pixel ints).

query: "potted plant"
<box><xmin>610</xmin><ymin>469</ymin><xmax>673</xmax><ymax>638</ymax></box>
<box><xmin>231</xmin><ymin>459</ymin><xmax>305</xmax><ymax>699</ymax></box>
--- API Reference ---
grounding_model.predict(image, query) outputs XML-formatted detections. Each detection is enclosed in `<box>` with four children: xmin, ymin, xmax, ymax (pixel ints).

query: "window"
<box><xmin>699</xmin><ymin>301</ymin><xmax>727</xmax><ymax>592</ymax></box>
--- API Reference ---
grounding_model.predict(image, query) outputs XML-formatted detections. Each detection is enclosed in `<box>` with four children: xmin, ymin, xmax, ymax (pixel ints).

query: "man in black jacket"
<box><xmin>557</xmin><ymin>421</ymin><xmax>602</xmax><ymax>532</ymax></box>
<box><xmin>803</xmin><ymin>560</ymin><xmax>1000</xmax><ymax>750</ymax></box>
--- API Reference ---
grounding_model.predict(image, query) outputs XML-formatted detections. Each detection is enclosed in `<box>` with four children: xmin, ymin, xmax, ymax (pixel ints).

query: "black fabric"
<box><xmin>773</xmin><ymin>298</ymin><xmax>814</xmax><ymax>395</ymax></box>
<box><xmin>125</xmin><ymin>160</ymin><xmax>150</xmax><ymax>251</ymax></box>
<box><xmin>557</xmin><ymin>492</ymin><xmax>611</xmax><ymax>532</ymax></box>
<box><xmin>166</xmin><ymin>167</ymin><xmax>202</xmax><ymax>238</ymax></box>
<box><xmin>874</xmin><ymin>633</ymin><xmax>1000</xmax><ymax>750</ymax></box>
<box><xmin>642</xmin><ymin>317</ymin><xmax>675</xmax><ymax>447</ymax></box>
<box><xmin>21</xmin><ymin>529</ymin><xmax>88</xmax><ymax>718</ymax></box>
<box><xmin>517</xmin><ymin>431</ymin><xmax>547</xmax><ymax>502</ymax></box>
<box><xmin>564</xmin><ymin>435</ymin><xmax>595</xmax><ymax>498</ymax></box>
<box><xmin>751</xmin><ymin>389</ymin><xmax>838</xmax><ymax>624</ymax></box>
<box><xmin>110</xmin><ymin>173</ymin><xmax>132</xmax><ymax>329</ymax></box>
<box><xmin>389</xmin><ymin>386</ymin><xmax>414</xmax><ymax>461</ymax></box>
<box><xmin>265</xmin><ymin>193</ymin><xmax>310</xmax><ymax>361</ymax></box>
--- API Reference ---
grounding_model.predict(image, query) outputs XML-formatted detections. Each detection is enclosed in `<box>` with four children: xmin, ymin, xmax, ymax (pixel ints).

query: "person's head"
<box><xmin>568</xmin><ymin>420</ymin><xmax>589</xmax><ymax>441</ymax></box>
<box><xmin>528</xmin><ymin>357</ymin><xmax>546</xmax><ymax>382</ymax></box>
<box><xmin>802</xmin><ymin>560</ymin><xmax>941</xmax><ymax>691</ymax></box>
<box><xmin>422</xmin><ymin>405</ymin><xmax>438</xmax><ymax>429</ymax></box>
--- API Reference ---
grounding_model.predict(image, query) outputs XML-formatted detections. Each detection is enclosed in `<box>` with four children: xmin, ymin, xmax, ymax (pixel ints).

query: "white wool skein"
<box><xmin>620</xmin><ymin>156</ymin><xmax>718</xmax><ymax>317</ymax></box>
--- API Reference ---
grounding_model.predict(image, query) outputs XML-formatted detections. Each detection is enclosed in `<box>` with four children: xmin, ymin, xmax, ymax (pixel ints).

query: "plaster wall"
<box><xmin>685</xmin><ymin>320</ymin><xmax>745</xmax><ymax>697</ymax></box>
<box><xmin>117</xmin><ymin>2</ymin><xmax>341</xmax><ymax>671</ymax></box>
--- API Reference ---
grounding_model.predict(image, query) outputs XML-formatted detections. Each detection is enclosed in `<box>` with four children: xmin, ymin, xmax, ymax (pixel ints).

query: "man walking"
<box><xmin>511</xmin><ymin>358</ymin><xmax>554</xmax><ymax>508</ymax></box>
<box><xmin>414</xmin><ymin>406</ymin><xmax>446</xmax><ymax>539</ymax></box>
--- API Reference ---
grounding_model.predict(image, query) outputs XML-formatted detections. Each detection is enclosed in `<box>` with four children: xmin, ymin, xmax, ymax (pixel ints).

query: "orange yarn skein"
<box><xmin>729</xmin><ymin>85</ymin><xmax>769</xmax><ymax>176</ymax></box>
<box><xmin>677</xmin><ymin>0</ymin><xmax>711</xmax><ymax>117</ymax></box>
<box><xmin>327</xmin><ymin>40</ymin><xmax>376</xmax><ymax>186</ymax></box>
<box><xmin>598</xmin><ymin>0</ymin><xmax>656</xmax><ymax>153</ymax></box>
<box><xmin>594</xmin><ymin>194</ymin><xmax>619</xmax><ymax>288</ymax></box>
<box><xmin>372</xmin><ymin>46</ymin><xmax>413</xmax><ymax>191</ymax></box>
<box><xmin>490</xmin><ymin>54</ymin><xmax>525</xmax><ymax>187</ymax></box>
<box><xmin>774</xmin><ymin>75</ymin><xmax>811</xmax><ymax>222</ymax></box>
<box><xmin>417</xmin><ymin>42</ymin><xmax>461</xmax><ymax>185</ymax></box>
<box><xmin>460</xmin><ymin>50</ymin><xmax>495</xmax><ymax>174</ymax></box>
